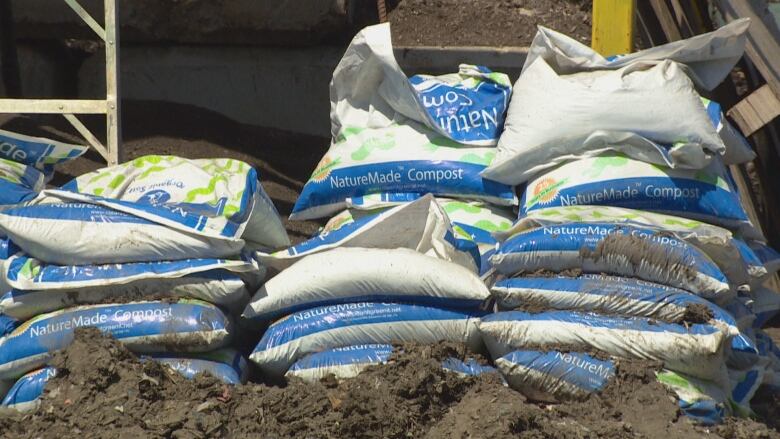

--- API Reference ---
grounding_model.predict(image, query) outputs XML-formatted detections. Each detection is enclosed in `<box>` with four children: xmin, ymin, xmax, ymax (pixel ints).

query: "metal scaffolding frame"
<box><xmin>0</xmin><ymin>0</ymin><xmax>121</xmax><ymax>164</ymax></box>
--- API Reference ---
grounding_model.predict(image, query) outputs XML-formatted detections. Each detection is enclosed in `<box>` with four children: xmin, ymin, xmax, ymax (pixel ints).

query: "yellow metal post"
<box><xmin>592</xmin><ymin>0</ymin><xmax>636</xmax><ymax>57</ymax></box>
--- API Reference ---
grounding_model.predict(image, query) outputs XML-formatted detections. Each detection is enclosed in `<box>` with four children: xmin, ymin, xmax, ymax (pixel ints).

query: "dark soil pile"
<box><xmin>387</xmin><ymin>0</ymin><xmax>592</xmax><ymax>47</ymax></box>
<box><xmin>1</xmin><ymin>328</ymin><xmax>777</xmax><ymax>438</ymax></box>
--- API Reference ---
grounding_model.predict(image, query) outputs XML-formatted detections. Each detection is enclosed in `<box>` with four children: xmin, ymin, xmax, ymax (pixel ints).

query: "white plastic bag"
<box><xmin>243</xmin><ymin>247</ymin><xmax>489</xmax><ymax>323</ymax></box>
<box><xmin>249</xmin><ymin>302</ymin><xmax>483</xmax><ymax>376</ymax></box>
<box><xmin>479</xmin><ymin>310</ymin><xmax>728</xmax><ymax>382</ymax></box>
<box><xmin>60</xmin><ymin>155</ymin><xmax>289</xmax><ymax>249</ymax></box>
<box><xmin>523</xmin><ymin>19</ymin><xmax>749</xmax><ymax>91</ymax></box>
<box><xmin>491</xmin><ymin>274</ymin><xmax>740</xmax><ymax>337</ymax></box>
<box><xmin>291</xmin><ymin>23</ymin><xmax>517</xmax><ymax>220</ymax></box>
<box><xmin>331</xmin><ymin>23</ymin><xmax>511</xmax><ymax>146</ymax></box>
<box><xmin>0</xmin><ymin>191</ymin><xmax>245</xmax><ymax>265</ymax></box>
<box><xmin>483</xmin><ymin>59</ymin><xmax>726</xmax><ymax>186</ymax></box>
<box><xmin>490</xmin><ymin>223</ymin><xmax>732</xmax><ymax>302</ymax></box>
<box><xmin>261</xmin><ymin>195</ymin><xmax>479</xmax><ymax>272</ymax></box>
<box><xmin>499</xmin><ymin>205</ymin><xmax>758</xmax><ymax>287</ymax></box>
<box><xmin>0</xmin><ymin>299</ymin><xmax>232</xmax><ymax>379</ymax></box>
<box><xmin>518</xmin><ymin>154</ymin><xmax>756</xmax><ymax>236</ymax></box>
<box><xmin>0</xmin><ymin>255</ymin><xmax>256</xmax><ymax>319</ymax></box>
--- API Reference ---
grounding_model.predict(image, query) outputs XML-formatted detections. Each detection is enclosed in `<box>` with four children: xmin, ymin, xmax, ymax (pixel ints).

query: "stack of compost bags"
<box><xmin>0</xmin><ymin>155</ymin><xmax>286</xmax><ymax>411</ymax></box>
<box><xmin>244</xmin><ymin>195</ymin><xmax>490</xmax><ymax>380</ymax></box>
<box><xmin>242</xmin><ymin>23</ymin><xmax>533</xmax><ymax>381</ymax></box>
<box><xmin>475</xmin><ymin>19</ymin><xmax>780</xmax><ymax>424</ymax></box>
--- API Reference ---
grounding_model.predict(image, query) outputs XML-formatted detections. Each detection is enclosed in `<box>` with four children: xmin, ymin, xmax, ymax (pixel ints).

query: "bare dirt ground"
<box><xmin>1</xmin><ymin>328</ymin><xmax>777</xmax><ymax>439</ymax></box>
<box><xmin>387</xmin><ymin>0</ymin><xmax>592</xmax><ymax>47</ymax></box>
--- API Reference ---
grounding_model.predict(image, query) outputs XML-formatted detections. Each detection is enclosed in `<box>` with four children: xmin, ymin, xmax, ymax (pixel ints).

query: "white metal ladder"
<box><xmin>0</xmin><ymin>0</ymin><xmax>121</xmax><ymax>164</ymax></box>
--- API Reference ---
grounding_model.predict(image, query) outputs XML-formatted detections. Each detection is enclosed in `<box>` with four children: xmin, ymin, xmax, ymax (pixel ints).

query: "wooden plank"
<box><xmin>728</xmin><ymin>84</ymin><xmax>780</xmax><ymax>135</ymax></box>
<box><xmin>730</xmin><ymin>164</ymin><xmax>767</xmax><ymax>237</ymax></box>
<box><xmin>591</xmin><ymin>0</ymin><xmax>635</xmax><ymax>57</ymax></box>
<box><xmin>715</xmin><ymin>0</ymin><xmax>780</xmax><ymax>98</ymax></box>
<box><xmin>649</xmin><ymin>0</ymin><xmax>683</xmax><ymax>41</ymax></box>
<box><xmin>0</xmin><ymin>99</ymin><xmax>107</xmax><ymax>113</ymax></box>
<box><xmin>668</xmin><ymin>0</ymin><xmax>695</xmax><ymax>37</ymax></box>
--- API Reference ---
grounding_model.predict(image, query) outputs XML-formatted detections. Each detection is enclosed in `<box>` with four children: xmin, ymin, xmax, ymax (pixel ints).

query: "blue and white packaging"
<box><xmin>326</xmin><ymin>197</ymin><xmax>513</xmax><ymax>275</ymax></box>
<box><xmin>726</xmin><ymin>329</ymin><xmax>762</xmax><ymax>371</ymax></box>
<box><xmin>499</xmin><ymin>205</ymin><xmax>757</xmax><ymax>288</ymax></box>
<box><xmin>250</xmin><ymin>302</ymin><xmax>484</xmax><ymax>376</ymax></box>
<box><xmin>0</xmin><ymin>158</ymin><xmax>45</xmax><ymax>206</ymax></box>
<box><xmin>0</xmin><ymin>299</ymin><xmax>232</xmax><ymax>379</ymax></box>
<box><xmin>518</xmin><ymin>154</ymin><xmax>756</xmax><ymax>237</ymax></box>
<box><xmin>490</xmin><ymin>223</ymin><xmax>731</xmax><ymax>302</ymax></box>
<box><xmin>0</xmin><ymin>129</ymin><xmax>87</xmax><ymax>176</ymax></box>
<box><xmin>0</xmin><ymin>314</ymin><xmax>18</xmax><ymax>336</ymax></box>
<box><xmin>332</xmin><ymin>23</ymin><xmax>511</xmax><ymax>147</ymax></box>
<box><xmin>495</xmin><ymin>350</ymin><xmax>615</xmax><ymax>402</ymax></box>
<box><xmin>285</xmin><ymin>344</ymin><xmax>394</xmax><ymax>382</ymax></box>
<box><xmin>290</xmin><ymin>119</ymin><xmax>516</xmax><ymax>221</ymax></box>
<box><xmin>243</xmin><ymin>247</ymin><xmax>489</xmax><ymax>323</ymax></box>
<box><xmin>723</xmin><ymin>298</ymin><xmax>756</xmax><ymax>331</ymax></box>
<box><xmin>260</xmin><ymin>195</ymin><xmax>479</xmax><ymax>273</ymax></box>
<box><xmin>655</xmin><ymin>370</ymin><xmax>729</xmax><ymax>425</ymax></box>
<box><xmin>478</xmin><ymin>310</ymin><xmax>728</xmax><ymax>382</ymax></box>
<box><xmin>290</xmin><ymin>23</ymin><xmax>516</xmax><ymax>221</ymax></box>
<box><xmin>406</xmin><ymin>65</ymin><xmax>511</xmax><ymax>145</ymax></box>
<box><xmin>441</xmin><ymin>357</ymin><xmax>499</xmax><ymax>378</ymax></box>
<box><xmin>491</xmin><ymin>274</ymin><xmax>740</xmax><ymax>337</ymax></box>
<box><xmin>0</xmin><ymin>366</ymin><xmax>56</xmax><ymax>412</ymax></box>
<box><xmin>728</xmin><ymin>366</ymin><xmax>765</xmax><ymax>417</ymax></box>
<box><xmin>0</xmin><ymin>193</ymin><xmax>244</xmax><ymax>265</ymax></box>
<box><xmin>732</xmin><ymin>239</ymin><xmax>768</xmax><ymax>283</ymax></box>
<box><xmin>60</xmin><ymin>156</ymin><xmax>289</xmax><ymax>250</ymax></box>
<box><xmin>149</xmin><ymin>349</ymin><xmax>248</xmax><ymax>385</ymax></box>
<box><xmin>0</xmin><ymin>255</ymin><xmax>257</xmax><ymax>320</ymax></box>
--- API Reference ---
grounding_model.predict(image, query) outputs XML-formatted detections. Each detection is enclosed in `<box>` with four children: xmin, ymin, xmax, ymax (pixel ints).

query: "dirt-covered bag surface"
<box><xmin>249</xmin><ymin>302</ymin><xmax>484</xmax><ymax>376</ymax></box>
<box><xmin>490</xmin><ymin>223</ymin><xmax>732</xmax><ymax>302</ymax></box>
<box><xmin>500</xmin><ymin>205</ymin><xmax>763</xmax><ymax>286</ymax></box>
<box><xmin>0</xmin><ymin>255</ymin><xmax>258</xmax><ymax>320</ymax></box>
<box><xmin>285</xmin><ymin>344</ymin><xmax>394</xmax><ymax>382</ymax></box>
<box><xmin>3</xmin><ymin>329</ymin><xmax>775</xmax><ymax>439</ymax></box>
<box><xmin>479</xmin><ymin>310</ymin><xmax>728</xmax><ymax>383</ymax></box>
<box><xmin>491</xmin><ymin>274</ymin><xmax>739</xmax><ymax>337</ymax></box>
<box><xmin>0</xmin><ymin>299</ymin><xmax>232</xmax><ymax>380</ymax></box>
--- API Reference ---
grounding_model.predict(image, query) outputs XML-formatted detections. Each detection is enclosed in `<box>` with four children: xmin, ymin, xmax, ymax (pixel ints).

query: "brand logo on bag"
<box><xmin>311</xmin><ymin>156</ymin><xmax>340</xmax><ymax>183</ymax></box>
<box><xmin>528</xmin><ymin>178</ymin><xmax>565</xmax><ymax>207</ymax></box>
<box><xmin>139</xmin><ymin>189</ymin><xmax>171</xmax><ymax>206</ymax></box>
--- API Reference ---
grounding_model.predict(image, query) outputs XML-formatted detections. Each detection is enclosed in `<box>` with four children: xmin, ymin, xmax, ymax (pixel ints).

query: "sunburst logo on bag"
<box><xmin>310</xmin><ymin>156</ymin><xmax>340</xmax><ymax>182</ymax></box>
<box><xmin>527</xmin><ymin>177</ymin><xmax>565</xmax><ymax>207</ymax></box>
